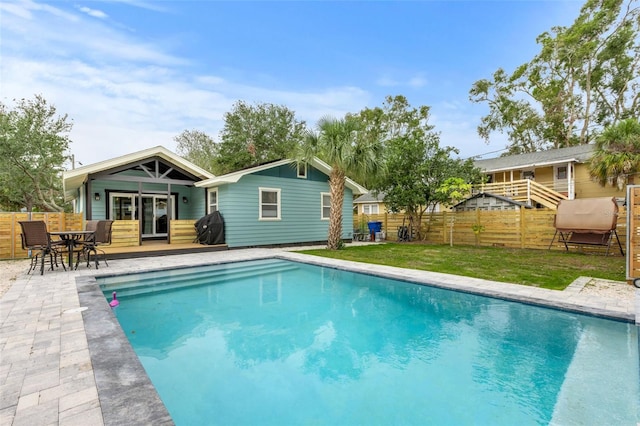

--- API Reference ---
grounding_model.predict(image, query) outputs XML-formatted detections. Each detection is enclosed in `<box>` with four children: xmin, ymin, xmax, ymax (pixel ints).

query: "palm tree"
<box><xmin>299</xmin><ymin>116</ymin><xmax>381</xmax><ymax>250</ymax></box>
<box><xmin>589</xmin><ymin>119</ymin><xmax>640</xmax><ymax>190</ymax></box>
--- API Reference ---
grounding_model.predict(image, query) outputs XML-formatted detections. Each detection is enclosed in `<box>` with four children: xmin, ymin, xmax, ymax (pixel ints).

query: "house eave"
<box><xmin>482</xmin><ymin>158</ymin><xmax>582</xmax><ymax>173</ymax></box>
<box><xmin>63</xmin><ymin>146</ymin><xmax>215</xmax><ymax>201</ymax></box>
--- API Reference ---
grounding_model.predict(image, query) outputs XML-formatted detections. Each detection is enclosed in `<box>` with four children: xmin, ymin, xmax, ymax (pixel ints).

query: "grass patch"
<box><xmin>298</xmin><ymin>243</ymin><xmax>626</xmax><ymax>290</ymax></box>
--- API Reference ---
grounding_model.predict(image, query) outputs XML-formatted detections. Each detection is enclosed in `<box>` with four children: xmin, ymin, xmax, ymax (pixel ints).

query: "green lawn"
<box><xmin>298</xmin><ymin>243</ymin><xmax>626</xmax><ymax>290</ymax></box>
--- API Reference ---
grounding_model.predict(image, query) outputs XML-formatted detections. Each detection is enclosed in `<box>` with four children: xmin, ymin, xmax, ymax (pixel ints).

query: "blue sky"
<box><xmin>1</xmin><ymin>0</ymin><xmax>584</xmax><ymax>167</ymax></box>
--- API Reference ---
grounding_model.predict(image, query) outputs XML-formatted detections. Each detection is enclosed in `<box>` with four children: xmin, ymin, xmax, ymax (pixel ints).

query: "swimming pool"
<box><xmin>98</xmin><ymin>258</ymin><xmax>640</xmax><ymax>425</ymax></box>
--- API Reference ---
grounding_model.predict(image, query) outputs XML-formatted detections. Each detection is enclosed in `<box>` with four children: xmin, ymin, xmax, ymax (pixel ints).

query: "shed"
<box><xmin>452</xmin><ymin>193</ymin><xmax>532</xmax><ymax>212</ymax></box>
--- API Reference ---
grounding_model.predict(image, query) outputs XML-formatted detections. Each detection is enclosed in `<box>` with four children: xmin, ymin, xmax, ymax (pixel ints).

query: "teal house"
<box><xmin>63</xmin><ymin>146</ymin><xmax>367</xmax><ymax>248</ymax></box>
<box><xmin>195</xmin><ymin>157</ymin><xmax>367</xmax><ymax>248</ymax></box>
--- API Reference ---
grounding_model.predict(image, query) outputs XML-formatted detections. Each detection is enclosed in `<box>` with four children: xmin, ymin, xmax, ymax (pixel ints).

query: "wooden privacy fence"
<box><xmin>354</xmin><ymin>209</ymin><xmax>628</xmax><ymax>252</ymax></box>
<box><xmin>0</xmin><ymin>212</ymin><xmax>83</xmax><ymax>260</ymax></box>
<box><xmin>627</xmin><ymin>186</ymin><xmax>640</xmax><ymax>280</ymax></box>
<box><xmin>0</xmin><ymin>213</ymin><xmax>199</xmax><ymax>260</ymax></box>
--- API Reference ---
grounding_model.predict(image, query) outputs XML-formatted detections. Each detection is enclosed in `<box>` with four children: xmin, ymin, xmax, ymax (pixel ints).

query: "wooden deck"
<box><xmin>101</xmin><ymin>241</ymin><xmax>228</xmax><ymax>260</ymax></box>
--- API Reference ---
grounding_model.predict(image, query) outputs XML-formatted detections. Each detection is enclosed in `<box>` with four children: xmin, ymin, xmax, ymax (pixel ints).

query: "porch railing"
<box><xmin>476</xmin><ymin>179</ymin><xmax>568</xmax><ymax>209</ymax></box>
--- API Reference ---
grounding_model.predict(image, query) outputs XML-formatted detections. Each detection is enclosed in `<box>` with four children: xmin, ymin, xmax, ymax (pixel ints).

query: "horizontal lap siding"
<box><xmin>220</xmin><ymin>173</ymin><xmax>353</xmax><ymax>248</ymax></box>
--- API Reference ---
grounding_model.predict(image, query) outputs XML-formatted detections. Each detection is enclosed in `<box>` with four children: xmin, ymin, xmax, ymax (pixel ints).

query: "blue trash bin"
<box><xmin>367</xmin><ymin>221</ymin><xmax>383</xmax><ymax>240</ymax></box>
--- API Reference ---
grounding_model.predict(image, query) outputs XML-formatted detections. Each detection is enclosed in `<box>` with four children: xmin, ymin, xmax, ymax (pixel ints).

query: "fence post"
<box><xmin>520</xmin><ymin>208</ymin><xmax>526</xmax><ymax>249</ymax></box>
<box><xmin>442</xmin><ymin>212</ymin><xmax>447</xmax><ymax>244</ymax></box>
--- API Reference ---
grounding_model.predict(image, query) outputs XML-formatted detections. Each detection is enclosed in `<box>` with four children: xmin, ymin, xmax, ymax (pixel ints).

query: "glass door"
<box><xmin>140</xmin><ymin>195</ymin><xmax>174</xmax><ymax>237</ymax></box>
<box><xmin>109</xmin><ymin>193</ymin><xmax>175</xmax><ymax>238</ymax></box>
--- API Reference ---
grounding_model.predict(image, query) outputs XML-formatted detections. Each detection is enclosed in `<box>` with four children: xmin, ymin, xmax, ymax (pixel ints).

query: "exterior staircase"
<box><xmin>475</xmin><ymin>179</ymin><xmax>568</xmax><ymax>209</ymax></box>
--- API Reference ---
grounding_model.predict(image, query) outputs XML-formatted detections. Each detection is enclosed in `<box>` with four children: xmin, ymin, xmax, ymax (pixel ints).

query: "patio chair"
<box><xmin>18</xmin><ymin>221</ymin><xmax>67</xmax><ymax>275</ymax></box>
<box><xmin>77</xmin><ymin>220</ymin><xmax>113</xmax><ymax>269</ymax></box>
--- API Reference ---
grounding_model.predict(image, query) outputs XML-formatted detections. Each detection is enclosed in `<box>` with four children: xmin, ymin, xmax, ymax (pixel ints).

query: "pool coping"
<box><xmin>5</xmin><ymin>245</ymin><xmax>638</xmax><ymax>426</ymax></box>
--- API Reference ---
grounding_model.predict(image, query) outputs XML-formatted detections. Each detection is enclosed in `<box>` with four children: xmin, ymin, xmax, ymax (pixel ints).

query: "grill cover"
<box><xmin>554</xmin><ymin>197</ymin><xmax>619</xmax><ymax>234</ymax></box>
<box><xmin>195</xmin><ymin>212</ymin><xmax>225</xmax><ymax>245</ymax></box>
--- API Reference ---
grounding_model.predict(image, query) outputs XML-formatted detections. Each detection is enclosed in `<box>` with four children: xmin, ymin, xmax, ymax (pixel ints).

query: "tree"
<box><xmin>0</xmin><ymin>95</ymin><xmax>72</xmax><ymax>212</ymax></box>
<box><xmin>354</xmin><ymin>96</ymin><xmax>483</xmax><ymax>240</ymax></box>
<box><xmin>174</xmin><ymin>129</ymin><xmax>218</xmax><ymax>173</ymax></box>
<box><xmin>298</xmin><ymin>116</ymin><xmax>381</xmax><ymax>250</ymax></box>
<box><xmin>470</xmin><ymin>0</ymin><xmax>639</xmax><ymax>152</ymax></box>
<box><xmin>589</xmin><ymin>118</ymin><xmax>640</xmax><ymax>189</ymax></box>
<box><xmin>216</xmin><ymin>101</ymin><xmax>307</xmax><ymax>174</ymax></box>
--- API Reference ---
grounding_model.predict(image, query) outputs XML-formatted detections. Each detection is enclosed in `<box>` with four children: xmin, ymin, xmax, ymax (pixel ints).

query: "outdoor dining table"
<box><xmin>49</xmin><ymin>230</ymin><xmax>96</xmax><ymax>270</ymax></box>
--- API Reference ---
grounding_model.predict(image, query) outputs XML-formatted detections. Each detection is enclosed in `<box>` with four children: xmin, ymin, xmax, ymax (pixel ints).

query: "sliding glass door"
<box><xmin>109</xmin><ymin>193</ymin><xmax>175</xmax><ymax>238</ymax></box>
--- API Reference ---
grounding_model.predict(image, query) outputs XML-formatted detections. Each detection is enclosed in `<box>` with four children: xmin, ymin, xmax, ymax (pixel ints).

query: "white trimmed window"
<box><xmin>297</xmin><ymin>163</ymin><xmax>307</xmax><ymax>179</ymax></box>
<box><xmin>208</xmin><ymin>189</ymin><xmax>218</xmax><ymax>213</ymax></box>
<box><xmin>259</xmin><ymin>188</ymin><xmax>281</xmax><ymax>220</ymax></box>
<box><xmin>321</xmin><ymin>192</ymin><xmax>331</xmax><ymax>220</ymax></box>
<box><xmin>363</xmin><ymin>204</ymin><xmax>379</xmax><ymax>214</ymax></box>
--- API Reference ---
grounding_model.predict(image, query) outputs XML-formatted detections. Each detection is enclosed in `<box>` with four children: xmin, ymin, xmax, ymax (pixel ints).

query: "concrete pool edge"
<box><xmin>77</xmin><ymin>275</ymin><xmax>174</xmax><ymax>426</ymax></box>
<box><xmin>75</xmin><ymin>250</ymin><xmax>638</xmax><ymax>426</ymax></box>
<box><xmin>277</xmin><ymin>252</ymin><xmax>637</xmax><ymax>323</ymax></box>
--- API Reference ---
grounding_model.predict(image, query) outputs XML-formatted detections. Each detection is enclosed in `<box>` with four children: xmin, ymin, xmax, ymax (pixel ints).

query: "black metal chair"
<box><xmin>77</xmin><ymin>220</ymin><xmax>113</xmax><ymax>269</ymax></box>
<box><xmin>18</xmin><ymin>221</ymin><xmax>67</xmax><ymax>275</ymax></box>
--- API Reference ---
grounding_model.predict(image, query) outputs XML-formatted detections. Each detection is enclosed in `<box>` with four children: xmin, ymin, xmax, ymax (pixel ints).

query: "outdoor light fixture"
<box><xmin>94</xmin><ymin>192</ymin><xmax>101</xmax><ymax>201</ymax></box>
<box><xmin>182</xmin><ymin>196</ymin><xmax>188</xmax><ymax>204</ymax></box>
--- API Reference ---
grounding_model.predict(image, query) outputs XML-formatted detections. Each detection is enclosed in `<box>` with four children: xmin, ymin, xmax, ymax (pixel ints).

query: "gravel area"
<box><xmin>1</xmin><ymin>259</ymin><xmax>31</xmax><ymax>298</ymax></box>
<box><xmin>0</xmin><ymin>257</ymin><xmax>635</xmax><ymax>302</ymax></box>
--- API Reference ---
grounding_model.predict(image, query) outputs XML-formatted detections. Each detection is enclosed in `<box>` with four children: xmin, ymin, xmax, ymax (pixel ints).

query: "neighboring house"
<box><xmin>63</xmin><ymin>146</ymin><xmax>367</xmax><ymax>248</ymax></box>
<box><xmin>353</xmin><ymin>192</ymin><xmax>387</xmax><ymax>215</ymax></box>
<box><xmin>452</xmin><ymin>193</ymin><xmax>532</xmax><ymax>212</ymax></box>
<box><xmin>473</xmin><ymin>144</ymin><xmax>626</xmax><ymax>209</ymax></box>
<box><xmin>194</xmin><ymin>157</ymin><xmax>367</xmax><ymax>248</ymax></box>
<box><xmin>353</xmin><ymin>192</ymin><xmax>443</xmax><ymax>215</ymax></box>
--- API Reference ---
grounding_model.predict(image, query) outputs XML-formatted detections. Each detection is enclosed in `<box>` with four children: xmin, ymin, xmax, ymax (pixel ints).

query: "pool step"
<box><xmin>99</xmin><ymin>261</ymin><xmax>298</xmax><ymax>298</ymax></box>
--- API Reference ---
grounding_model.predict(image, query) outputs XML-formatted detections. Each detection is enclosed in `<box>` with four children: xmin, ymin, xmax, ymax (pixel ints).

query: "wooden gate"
<box><xmin>626</xmin><ymin>186</ymin><xmax>640</xmax><ymax>282</ymax></box>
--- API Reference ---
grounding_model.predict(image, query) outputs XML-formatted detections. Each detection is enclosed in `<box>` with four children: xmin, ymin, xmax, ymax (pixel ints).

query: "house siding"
<box><xmin>218</xmin><ymin>166</ymin><xmax>354</xmax><ymax>248</ymax></box>
<box><xmin>573</xmin><ymin>164</ymin><xmax>626</xmax><ymax>199</ymax></box>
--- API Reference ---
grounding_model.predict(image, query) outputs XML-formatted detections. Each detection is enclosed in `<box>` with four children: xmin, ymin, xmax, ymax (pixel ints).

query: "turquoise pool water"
<box><xmin>99</xmin><ymin>259</ymin><xmax>640</xmax><ymax>425</ymax></box>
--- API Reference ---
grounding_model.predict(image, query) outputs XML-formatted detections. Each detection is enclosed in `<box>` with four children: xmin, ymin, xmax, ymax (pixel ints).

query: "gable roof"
<box><xmin>474</xmin><ymin>144</ymin><xmax>594</xmax><ymax>173</ymax></box>
<box><xmin>354</xmin><ymin>192</ymin><xmax>385</xmax><ymax>204</ymax></box>
<box><xmin>63</xmin><ymin>146</ymin><xmax>215</xmax><ymax>200</ymax></box>
<box><xmin>452</xmin><ymin>192</ymin><xmax>532</xmax><ymax>209</ymax></box>
<box><xmin>195</xmin><ymin>157</ymin><xmax>368</xmax><ymax>195</ymax></box>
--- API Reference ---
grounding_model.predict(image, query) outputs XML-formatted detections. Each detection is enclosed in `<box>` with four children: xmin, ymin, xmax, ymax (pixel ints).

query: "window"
<box><xmin>208</xmin><ymin>189</ymin><xmax>218</xmax><ymax>213</ymax></box>
<box><xmin>522</xmin><ymin>171</ymin><xmax>535</xmax><ymax>180</ymax></box>
<box><xmin>363</xmin><ymin>204</ymin><xmax>379</xmax><ymax>214</ymax></box>
<box><xmin>321</xmin><ymin>193</ymin><xmax>331</xmax><ymax>220</ymax></box>
<box><xmin>297</xmin><ymin>163</ymin><xmax>307</xmax><ymax>179</ymax></box>
<box><xmin>259</xmin><ymin>188</ymin><xmax>280</xmax><ymax>220</ymax></box>
<box><xmin>556</xmin><ymin>166</ymin><xmax>567</xmax><ymax>180</ymax></box>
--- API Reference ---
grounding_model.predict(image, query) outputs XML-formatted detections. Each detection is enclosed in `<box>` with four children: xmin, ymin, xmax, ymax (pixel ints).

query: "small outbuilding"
<box><xmin>452</xmin><ymin>192</ymin><xmax>532</xmax><ymax>212</ymax></box>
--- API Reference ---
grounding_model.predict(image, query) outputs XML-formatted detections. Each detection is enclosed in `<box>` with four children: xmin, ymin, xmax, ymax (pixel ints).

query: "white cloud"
<box><xmin>78</xmin><ymin>6</ymin><xmax>108</xmax><ymax>19</ymax></box>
